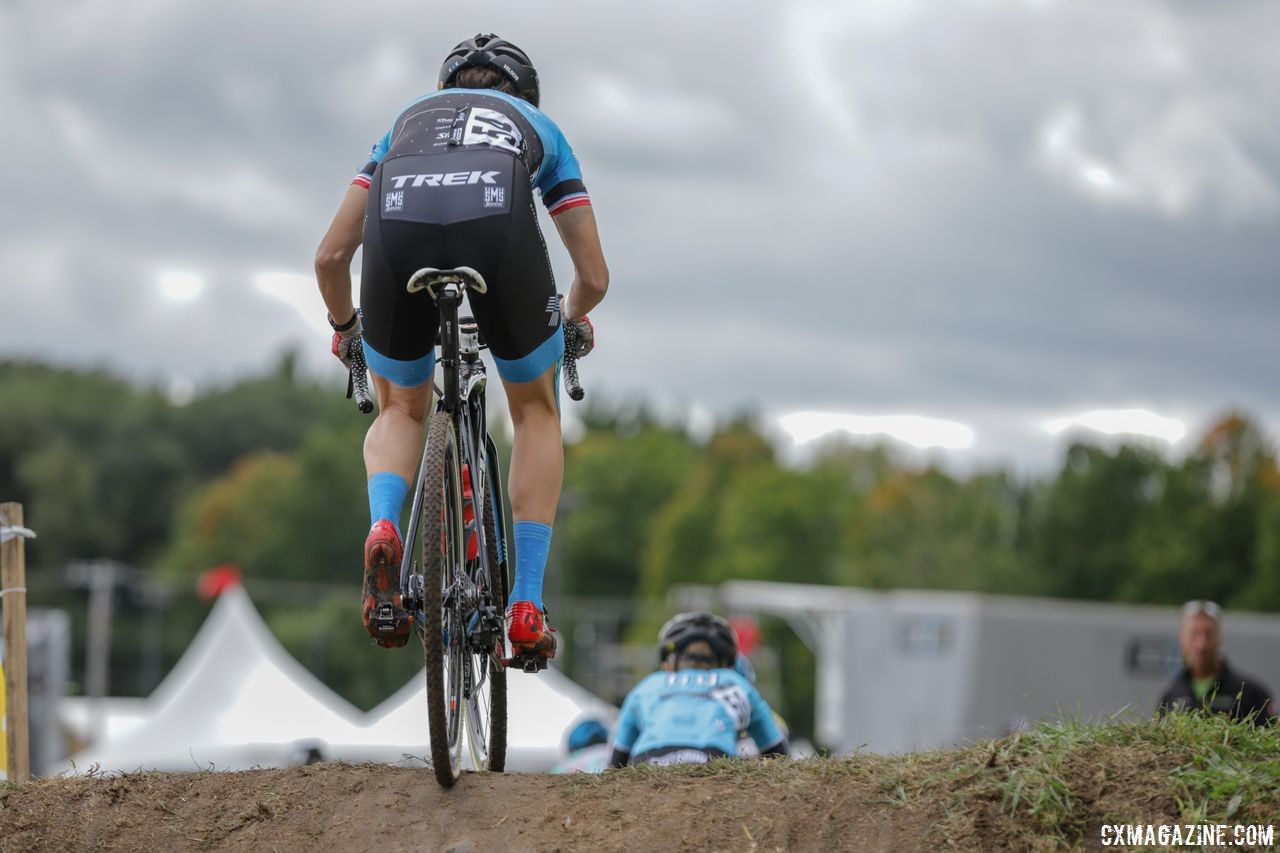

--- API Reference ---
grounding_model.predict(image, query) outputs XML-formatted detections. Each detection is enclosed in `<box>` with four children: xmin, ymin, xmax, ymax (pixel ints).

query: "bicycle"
<box><xmin>346</xmin><ymin>266</ymin><xmax>585</xmax><ymax>787</ymax></box>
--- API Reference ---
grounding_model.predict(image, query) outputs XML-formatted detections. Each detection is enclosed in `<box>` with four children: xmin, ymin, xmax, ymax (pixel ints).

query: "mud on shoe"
<box><xmin>507</xmin><ymin>600</ymin><xmax>557</xmax><ymax>659</ymax></box>
<box><xmin>362</xmin><ymin>519</ymin><xmax>411</xmax><ymax>648</ymax></box>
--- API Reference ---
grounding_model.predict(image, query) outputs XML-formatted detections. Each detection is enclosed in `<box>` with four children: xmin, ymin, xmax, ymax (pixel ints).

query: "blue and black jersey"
<box><xmin>354</xmin><ymin>88</ymin><xmax>589</xmax><ymax>386</ymax></box>
<box><xmin>612</xmin><ymin>668</ymin><xmax>786</xmax><ymax>764</ymax></box>
<box><xmin>353</xmin><ymin>89</ymin><xmax>590</xmax><ymax>217</ymax></box>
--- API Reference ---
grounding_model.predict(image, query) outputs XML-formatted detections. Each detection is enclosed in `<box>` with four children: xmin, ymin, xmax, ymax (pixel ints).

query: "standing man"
<box><xmin>1157</xmin><ymin>600</ymin><xmax>1278</xmax><ymax>724</ymax></box>
<box><xmin>314</xmin><ymin>34</ymin><xmax>609</xmax><ymax>657</ymax></box>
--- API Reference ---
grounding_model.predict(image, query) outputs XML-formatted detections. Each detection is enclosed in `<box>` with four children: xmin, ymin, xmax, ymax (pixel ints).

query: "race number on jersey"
<box><xmin>710</xmin><ymin>684</ymin><xmax>752</xmax><ymax>731</ymax></box>
<box><xmin>462</xmin><ymin>108</ymin><xmax>524</xmax><ymax>156</ymax></box>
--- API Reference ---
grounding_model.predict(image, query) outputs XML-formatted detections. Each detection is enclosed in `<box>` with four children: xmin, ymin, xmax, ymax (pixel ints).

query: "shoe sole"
<box><xmin>364</xmin><ymin>540</ymin><xmax>410</xmax><ymax>648</ymax></box>
<box><xmin>509</xmin><ymin>631</ymin><xmax>557</xmax><ymax>658</ymax></box>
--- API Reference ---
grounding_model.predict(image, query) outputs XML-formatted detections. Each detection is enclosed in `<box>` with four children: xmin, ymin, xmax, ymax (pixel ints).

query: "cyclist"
<box><xmin>731</xmin><ymin>653</ymin><xmax>791</xmax><ymax>757</ymax></box>
<box><xmin>314</xmin><ymin>34</ymin><xmax>609</xmax><ymax>656</ymax></box>
<box><xmin>550</xmin><ymin>717</ymin><xmax>611</xmax><ymax>774</ymax></box>
<box><xmin>609</xmin><ymin>612</ymin><xmax>790</xmax><ymax>767</ymax></box>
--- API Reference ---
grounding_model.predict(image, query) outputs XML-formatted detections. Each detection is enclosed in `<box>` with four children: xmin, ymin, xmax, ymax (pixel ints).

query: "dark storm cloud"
<box><xmin>1</xmin><ymin>0</ymin><xmax>1277</xmax><ymax>464</ymax></box>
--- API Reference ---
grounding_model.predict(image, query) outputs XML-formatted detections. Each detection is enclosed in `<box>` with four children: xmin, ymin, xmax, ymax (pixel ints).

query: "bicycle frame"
<box><xmin>344</xmin><ymin>263</ymin><xmax>591</xmax><ymax>782</ymax></box>
<box><xmin>355</xmin><ymin>267</ymin><xmax>582</xmax><ymax>677</ymax></box>
<box><xmin>398</xmin><ymin>282</ymin><xmax>507</xmax><ymax>658</ymax></box>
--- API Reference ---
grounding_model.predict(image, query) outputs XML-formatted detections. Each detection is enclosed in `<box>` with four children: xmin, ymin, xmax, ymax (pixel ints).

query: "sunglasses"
<box><xmin>1182</xmin><ymin>600</ymin><xmax>1221</xmax><ymax>619</ymax></box>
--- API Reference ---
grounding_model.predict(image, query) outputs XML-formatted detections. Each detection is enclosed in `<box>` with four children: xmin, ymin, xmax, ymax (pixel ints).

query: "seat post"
<box><xmin>437</xmin><ymin>284</ymin><xmax>462</xmax><ymax>412</ymax></box>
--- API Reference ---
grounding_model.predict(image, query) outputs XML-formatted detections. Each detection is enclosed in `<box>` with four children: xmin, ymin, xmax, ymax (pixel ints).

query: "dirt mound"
<box><xmin>1</xmin><ymin>762</ymin><xmax>913</xmax><ymax>853</ymax></box>
<box><xmin>3</xmin><ymin>716</ymin><xmax>1277</xmax><ymax>851</ymax></box>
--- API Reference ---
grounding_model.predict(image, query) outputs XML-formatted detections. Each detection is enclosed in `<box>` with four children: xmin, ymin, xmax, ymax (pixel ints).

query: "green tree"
<box><xmin>708</xmin><ymin>462</ymin><xmax>850</xmax><ymax>586</ymax></box>
<box><xmin>559</xmin><ymin>422</ymin><xmax>698</xmax><ymax>598</ymax></box>
<box><xmin>170</xmin><ymin>353</ymin><xmax>358</xmax><ymax>479</ymax></box>
<box><xmin>840</xmin><ymin>467</ymin><xmax>1029</xmax><ymax>593</ymax></box>
<box><xmin>1025</xmin><ymin>443</ymin><xmax>1168</xmax><ymax>601</ymax></box>
<box><xmin>639</xmin><ymin>420</ymin><xmax>776</xmax><ymax>598</ymax></box>
<box><xmin>1243</xmin><ymin>489</ymin><xmax>1280</xmax><ymax>610</ymax></box>
<box><xmin>158</xmin><ymin>452</ymin><xmax>302</xmax><ymax>580</ymax></box>
<box><xmin>1121</xmin><ymin>413</ymin><xmax>1280</xmax><ymax>606</ymax></box>
<box><xmin>158</xmin><ymin>417</ymin><xmax>370</xmax><ymax>584</ymax></box>
<box><xmin>0</xmin><ymin>362</ymin><xmax>188</xmax><ymax>568</ymax></box>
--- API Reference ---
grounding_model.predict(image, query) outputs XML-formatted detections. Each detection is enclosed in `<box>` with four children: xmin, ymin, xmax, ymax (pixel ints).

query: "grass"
<box><xmin>5</xmin><ymin>714</ymin><xmax>1276</xmax><ymax>851</ymax></box>
<box><xmin>569</xmin><ymin>712</ymin><xmax>1279</xmax><ymax>850</ymax></box>
<box><xmin>884</xmin><ymin>712</ymin><xmax>1279</xmax><ymax>849</ymax></box>
<box><xmin>985</xmin><ymin>714</ymin><xmax>1277</xmax><ymax>840</ymax></box>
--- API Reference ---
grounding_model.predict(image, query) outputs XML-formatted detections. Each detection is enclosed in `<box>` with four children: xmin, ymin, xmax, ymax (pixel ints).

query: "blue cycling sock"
<box><xmin>511</xmin><ymin>521</ymin><xmax>552</xmax><ymax>610</ymax></box>
<box><xmin>368</xmin><ymin>472</ymin><xmax>409</xmax><ymax>538</ymax></box>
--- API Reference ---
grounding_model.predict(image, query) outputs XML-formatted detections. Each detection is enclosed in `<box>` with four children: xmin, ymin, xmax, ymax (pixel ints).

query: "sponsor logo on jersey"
<box><xmin>462</xmin><ymin>107</ymin><xmax>524</xmax><ymax>156</ymax></box>
<box><xmin>484</xmin><ymin>186</ymin><xmax>506</xmax><ymax>209</ymax></box>
<box><xmin>384</xmin><ymin>190</ymin><xmax>404</xmax><ymax>212</ymax></box>
<box><xmin>387</xmin><ymin>171</ymin><xmax>502</xmax><ymax>189</ymax></box>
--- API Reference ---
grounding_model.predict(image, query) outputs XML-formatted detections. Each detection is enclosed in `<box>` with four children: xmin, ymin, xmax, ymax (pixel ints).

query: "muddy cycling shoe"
<box><xmin>507</xmin><ymin>600</ymin><xmax>557</xmax><ymax>658</ymax></box>
<box><xmin>362</xmin><ymin>520</ymin><xmax>411</xmax><ymax>648</ymax></box>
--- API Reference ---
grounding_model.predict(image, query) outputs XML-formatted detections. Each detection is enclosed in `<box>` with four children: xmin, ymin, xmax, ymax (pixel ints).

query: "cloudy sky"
<box><xmin>2</xmin><ymin>0</ymin><xmax>1276</xmax><ymax>471</ymax></box>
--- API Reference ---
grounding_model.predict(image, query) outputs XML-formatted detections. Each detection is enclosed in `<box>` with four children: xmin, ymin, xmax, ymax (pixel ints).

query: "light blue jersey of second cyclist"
<box><xmin>613</xmin><ymin>668</ymin><xmax>785</xmax><ymax>760</ymax></box>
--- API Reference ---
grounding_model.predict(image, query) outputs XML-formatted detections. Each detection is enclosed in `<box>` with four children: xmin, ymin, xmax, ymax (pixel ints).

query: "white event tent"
<box><xmin>59</xmin><ymin>585</ymin><xmax>368</xmax><ymax>773</ymax></box>
<box><xmin>330</xmin><ymin>664</ymin><xmax>616</xmax><ymax>771</ymax></box>
<box><xmin>55</xmin><ymin>584</ymin><xmax>614</xmax><ymax>774</ymax></box>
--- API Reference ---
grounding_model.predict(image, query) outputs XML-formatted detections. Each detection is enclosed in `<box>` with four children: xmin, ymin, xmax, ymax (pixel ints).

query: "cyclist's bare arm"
<box><xmin>553</xmin><ymin>205</ymin><xmax>609</xmax><ymax>319</ymax></box>
<box><xmin>315</xmin><ymin>184</ymin><xmax>368</xmax><ymax>324</ymax></box>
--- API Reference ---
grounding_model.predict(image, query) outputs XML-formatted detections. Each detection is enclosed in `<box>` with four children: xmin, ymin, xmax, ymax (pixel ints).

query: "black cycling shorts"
<box><xmin>632</xmin><ymin>746</ymin><xmax>730</xmax><ymax>766</ymax></box>
<box><xmin>360</xmin><ymin>147</ymin><xmax>562</xmax><ymax>387</ymax></box>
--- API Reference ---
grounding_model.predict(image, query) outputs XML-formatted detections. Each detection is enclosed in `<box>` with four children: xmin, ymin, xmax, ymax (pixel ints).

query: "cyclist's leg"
<box><xmin>357</xmin><ymin>172</ymin><xmax>441</xmax><ymax>647</ymax></box>
<box><xmin>365</xmin><ymin>371</ymin><xmax>433</xmax><ymax>503</ymax></box>
<box><xmin>497</xmin><ymin>365</ymin><xmax>562</xmax><ymax>657</ymax></box>
<box><xmin>502</xmin><ymin>366</ymin><xmax>563</xmax><ymax>616</ymax></box>
<box><xmin>357</xmin><ymin>366</ymin><xmax>431</xmax><ymax>649</ymax></box>
<box><xmin>463</xmin><ymin>154</ymin><xmax>564</xmax><ymax>656</ymax></box>
<box><xmin>502</xmin><ymin>367</ymin><xmax>562</xmax><ymax>526</ymax></box>
<box><xmin>359</xmin><ymin>164</ymin><xmax>443</xmax><ymax>538</ymax></box>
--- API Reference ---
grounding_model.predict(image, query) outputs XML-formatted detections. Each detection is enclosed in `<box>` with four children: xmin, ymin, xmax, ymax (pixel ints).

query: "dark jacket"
<box><xmin>1157</xmin><ymin>658</ymin><xmax>1278</xmax><ymax>725</ymax></box>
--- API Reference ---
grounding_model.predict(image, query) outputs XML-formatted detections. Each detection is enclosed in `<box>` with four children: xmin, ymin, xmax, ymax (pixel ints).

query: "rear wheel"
<box><xmin>463</xmin><ymin>446</ymin><xmax>508</xmax><ymax>772</ymax></box>
<box><xmin>419</xmin><ymin>410</ymin><xmax>466</xmax><ymax>786</ymax></box>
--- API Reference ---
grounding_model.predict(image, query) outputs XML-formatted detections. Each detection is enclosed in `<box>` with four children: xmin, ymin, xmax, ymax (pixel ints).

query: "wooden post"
<box><xmin>1</xmin><ymin>502</ymin><xmax>30</xmax><ymax>782</ymax></box>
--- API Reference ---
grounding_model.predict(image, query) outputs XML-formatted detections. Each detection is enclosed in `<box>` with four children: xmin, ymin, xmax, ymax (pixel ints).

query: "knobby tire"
<box><xmin>420</xmin><ymin>410</ymin><xmax>464</xmax><ymax>787</ymax></box>
<box><xmin>482</xmin><ymin>453</ymin><xmax>508</xmax><ymax>772</ymax></box>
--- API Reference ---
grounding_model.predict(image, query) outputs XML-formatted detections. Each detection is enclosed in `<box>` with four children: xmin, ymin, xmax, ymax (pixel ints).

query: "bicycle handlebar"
<box><xmin>344</xmin><ymin>318</ymin><xmax>583</xmax><ymax>411</ymax></box>
<box><xmin>347</xmin><ymin>341</ymin><xmax>374</xmax><ymax>414</ymax></box>
<box><xmin>562</xmin><ymin>324</ymin><xmax>585</xmax><ymax>402</ymax></box>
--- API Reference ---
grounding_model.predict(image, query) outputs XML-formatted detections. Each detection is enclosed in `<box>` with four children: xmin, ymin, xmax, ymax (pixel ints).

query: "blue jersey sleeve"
<box><xmin>612</xmin><ymin>687</ymin><xmax>642</xmax><ymax>755</ymax></box>
<box><xmin>510</xmin><ymin>102</ymin><xmax>590</xmax><ymax>215</ymax></box>
<box><xmin>745</xmin><ymin>682</ymin><xmax>784</xmax><ymax>750</ymax></box>
<box><xmin>352</xmin><ymin>128</ymin><xmax>392</xmax><ymax>189</ymax></box>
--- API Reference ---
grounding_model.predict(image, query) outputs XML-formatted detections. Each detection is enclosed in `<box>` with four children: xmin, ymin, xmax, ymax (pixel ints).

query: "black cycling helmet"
<box><xmin>657</xmin><ymin>612</ymin><xmax>738</xmax><ymax>668</ymax></box>
<box><xmin>438</xmin><ymin>33</ymin><xmax>540</xmax><ymax>107</ymax></box>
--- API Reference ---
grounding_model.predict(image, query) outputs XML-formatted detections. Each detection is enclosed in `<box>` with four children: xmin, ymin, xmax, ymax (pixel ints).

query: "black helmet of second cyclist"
<box><xmin>657</xmin><ymin>612</ymin><xmax>739</xmax><ymax>668</ymax></box>
<box><xmin>439</xmin><ymin>33</ymin><xmax>540</xmax><ymax>108</ymax></box>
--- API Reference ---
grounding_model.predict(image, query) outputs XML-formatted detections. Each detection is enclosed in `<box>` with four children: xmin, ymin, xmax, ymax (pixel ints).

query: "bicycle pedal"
<box><xmin>503</xmin><ymin>653</ymin><xmax>548</xmax><ymax>673</ymax></box>
<box><xmin>374</xmin><ymin>603</ymin><xmax>399</xmax><ymax>634</ymax></box>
